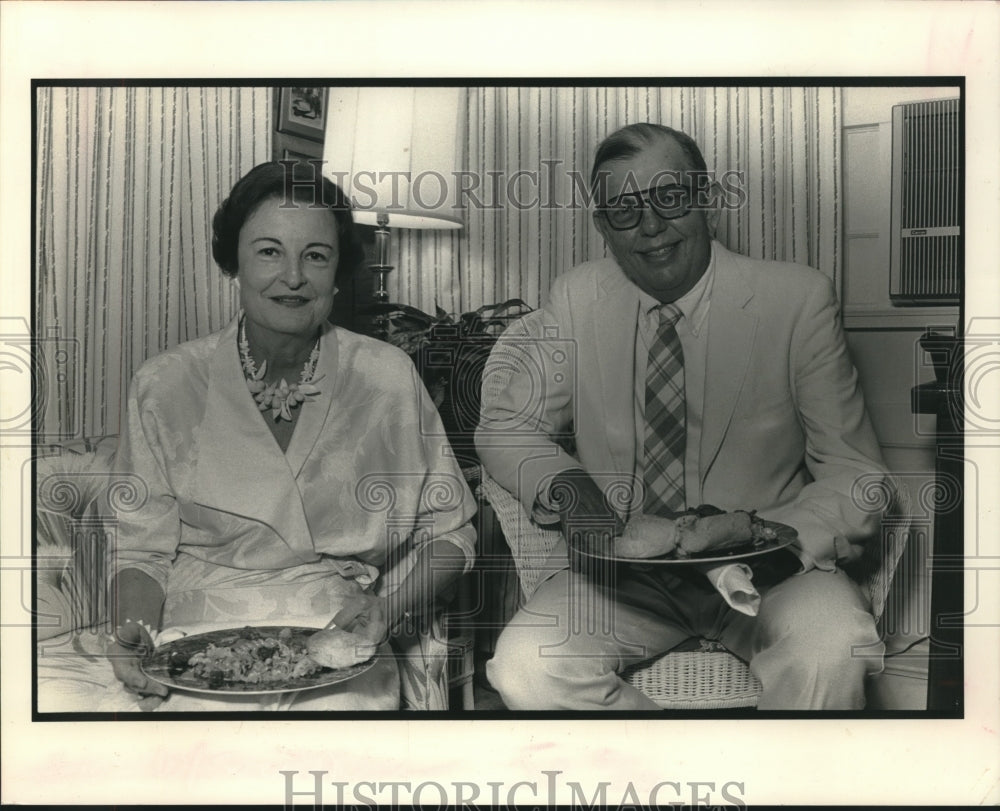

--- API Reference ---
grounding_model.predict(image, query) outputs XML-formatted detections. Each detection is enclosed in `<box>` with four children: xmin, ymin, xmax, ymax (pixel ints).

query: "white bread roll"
<box><xmin>615</xmin><ymin>514</ymin><xmax>679</xmax><ymax>559</ymax></box>
<box><xmin>306</xmin><ymin>628</ymin><xmax>377</xmax><ymax>669</ymax></box>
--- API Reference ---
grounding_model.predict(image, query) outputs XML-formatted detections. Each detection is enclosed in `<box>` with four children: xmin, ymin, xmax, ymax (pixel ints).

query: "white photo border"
<box><xmin>2</xmin><ymin>1</ymin><xmax>998</xmax><ymax>806</ymax></box>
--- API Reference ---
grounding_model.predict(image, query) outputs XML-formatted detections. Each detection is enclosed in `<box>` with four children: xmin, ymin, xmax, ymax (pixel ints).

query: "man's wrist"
<box><xmin>548</xmin><ymin>467</ymin><xmax>593</xmax><ymax>514</ymax></box>
<box><xmin>536</xmin><ymin>467</ymin><xmax>581</xmax><ymax>514</ymax></box>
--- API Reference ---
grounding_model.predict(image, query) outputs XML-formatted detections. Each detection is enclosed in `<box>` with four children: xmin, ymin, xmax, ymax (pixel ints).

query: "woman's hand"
<box><xmin>107</xmin><ymin>621</ymin><xmax>168</xmax><ymax>711</ymax></box>
<box><xmin>331</xmin><ymin>593</ymin><xmax>390</xmax><ymax>644</ymax></box>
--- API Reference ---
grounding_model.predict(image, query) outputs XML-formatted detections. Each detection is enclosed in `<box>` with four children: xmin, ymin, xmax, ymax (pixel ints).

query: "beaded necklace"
<box><xmin>238</xmin><ymin>316</ymin><xmax>323</xmax><ymax>422</ymax></box>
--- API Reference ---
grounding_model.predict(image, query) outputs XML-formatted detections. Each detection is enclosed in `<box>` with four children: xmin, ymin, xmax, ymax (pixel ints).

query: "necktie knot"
<box><xmin>658</xmin><ymin>303</ymin><xmax>683</xmax><ymax>329</ymax></box>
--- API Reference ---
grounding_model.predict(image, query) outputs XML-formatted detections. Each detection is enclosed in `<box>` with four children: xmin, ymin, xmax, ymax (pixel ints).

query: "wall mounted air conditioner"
<box><xmin>889</xmin><ymin>97</ymin><xmax>961</xmax><ymax>304</ymax></box>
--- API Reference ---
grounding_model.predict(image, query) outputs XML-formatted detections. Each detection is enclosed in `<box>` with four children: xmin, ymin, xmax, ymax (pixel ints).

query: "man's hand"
<box><xmin>107</xmin><ymin>621</ymin><xmax>168</xmax><ymax>711</ymax></box>
<box><xmin>550</xmin><ymin>468</ymin><xmax>625</xmax><ymax>558</ymax></box>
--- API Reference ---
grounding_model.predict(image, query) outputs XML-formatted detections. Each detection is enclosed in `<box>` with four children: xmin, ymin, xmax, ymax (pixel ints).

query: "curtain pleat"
<box><xmin>389</xmin><ymin>85</ymin><xmax>841</xmax><ymax>317</ymax></box>
<box><xmin>35</xmin><ymin>86</ymin><xmax>271</xmax><ymax>438</ymax></box>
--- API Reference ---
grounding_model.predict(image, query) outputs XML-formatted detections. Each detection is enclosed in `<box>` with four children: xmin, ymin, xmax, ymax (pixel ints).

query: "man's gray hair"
<box><xmin>590</xmin><ymin>123</ymin><xmax>708</xmax><ymax>194</ymax></box>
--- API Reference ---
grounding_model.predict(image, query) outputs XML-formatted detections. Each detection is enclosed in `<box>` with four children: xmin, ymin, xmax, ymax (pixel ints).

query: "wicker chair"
<box><xmin>478</xmin><ymin>468</ymin><xmax>908</xmax><ymax>710</ymax></box>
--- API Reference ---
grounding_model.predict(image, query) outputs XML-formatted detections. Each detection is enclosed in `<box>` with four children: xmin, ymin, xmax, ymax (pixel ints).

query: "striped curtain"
<box><xmin>390</xmin><ymin>85</ymin><xmax>842</xmax><ymax>314</ymax></box>
<box><xmin>35</xmin><ymin>86</ymin><xmax>271</xmax><ymax>438</ymax></box>
<box><xmin>35</xmin><ymin>85</ymin><xmax>840</xmax><ymax>436</ymax></box>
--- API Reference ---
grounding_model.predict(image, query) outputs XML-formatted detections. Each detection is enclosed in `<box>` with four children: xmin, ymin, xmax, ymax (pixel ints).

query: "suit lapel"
<box><xmin>193</xmin><ymin>318</ymin><xmax>316</xmax><ymax>562</ymax></box>
<box><xmin>594</xmin><ymin>269</ymin><xmax>642</xmax><ymax>479</ymax></box>
<box><xmin>700</xmin><ymin>245</ymin><xmax>757</xmax><ymax>485</ymax></box>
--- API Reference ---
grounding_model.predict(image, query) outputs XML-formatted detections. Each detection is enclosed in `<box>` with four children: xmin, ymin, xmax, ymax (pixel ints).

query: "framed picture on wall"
<box><xmin>276</xmin><ymin>86</ymin><xmax>328</xmax><ymax>141</ymax></box>
<box><xmin>272</xmin><ymin>131</ymin><xmax>323</xmax><ymax>163</ymax></box>
<box><xmin>280</xmin><ymin>146</ymin><xmax>318</xmax><ymax>163</ymax></box>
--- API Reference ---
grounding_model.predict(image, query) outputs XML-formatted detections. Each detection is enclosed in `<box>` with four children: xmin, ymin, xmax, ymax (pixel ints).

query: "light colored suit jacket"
<box><xmin>476</xmin><ymin>241</ymin><xmax>889</xmax><ymax>572</ymax></box>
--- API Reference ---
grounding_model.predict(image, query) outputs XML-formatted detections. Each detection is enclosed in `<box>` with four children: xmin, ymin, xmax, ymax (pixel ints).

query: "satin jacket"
<box><xmin>113</xmin><ymin>317</ymin><xmax>477</xmax><ymax>601</ymax></box>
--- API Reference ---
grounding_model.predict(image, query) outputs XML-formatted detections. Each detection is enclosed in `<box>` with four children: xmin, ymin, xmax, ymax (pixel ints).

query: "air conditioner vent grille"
<box><xmin>890</xmin><ymin>98</ymin><xmax>961</xmax><ymax>304</ymax></box>
<box><xmin>900</xmin><ymin>234</ymin><xmax>962</xmax><ymax>299</ymax></box>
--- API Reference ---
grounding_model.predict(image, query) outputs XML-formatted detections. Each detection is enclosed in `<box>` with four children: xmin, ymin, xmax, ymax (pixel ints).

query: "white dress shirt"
<box><xmin>633</xmin><ymin>242</ymin><xmax>716</xmax><ymax>511</ymax></box>
<box><xmin>537</xmin><ymin>244</ymin><xmax>717</xmax><ymax>517</ymax></box>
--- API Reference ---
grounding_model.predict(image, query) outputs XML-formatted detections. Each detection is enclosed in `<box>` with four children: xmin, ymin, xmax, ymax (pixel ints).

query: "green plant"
<box><xmin>380</xmin><ymin>299</ymin><xmax>531</xmax><ymax>354</ymax></box>
<box><xmin>376</xmin><ymin>299</ymin><xmax>534</xmax><ymax>467</ymax></box>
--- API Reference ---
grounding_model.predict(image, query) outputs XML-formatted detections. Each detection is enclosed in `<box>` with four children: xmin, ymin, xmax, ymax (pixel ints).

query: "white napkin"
<box><xmin>705</xmin><ymin>563</ymin><xmax>760</xmax><ymax>616</ymax></box>
<box><xmin>155</xmin><ymin>627</ymin><xmax>190</xmax><ymax>645</ymax></box>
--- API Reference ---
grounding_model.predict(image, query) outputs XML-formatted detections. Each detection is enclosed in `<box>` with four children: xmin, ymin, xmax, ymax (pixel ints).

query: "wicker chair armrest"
<box><xmin>478</xmin><ymin>468</ymin><xmax>564</xmax><ymax>600</ymax></box>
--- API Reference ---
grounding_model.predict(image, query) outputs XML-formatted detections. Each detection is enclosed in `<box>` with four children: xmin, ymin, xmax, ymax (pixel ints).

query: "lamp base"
<box><xmin>371</xmin><ymin>213</ymin><xmax>393</xmax><ymax>303</ymax></box>
<box><xmin>370</xmin><ymin>267</ymin><xmax>392</xmax><ymax>303</ymax></box>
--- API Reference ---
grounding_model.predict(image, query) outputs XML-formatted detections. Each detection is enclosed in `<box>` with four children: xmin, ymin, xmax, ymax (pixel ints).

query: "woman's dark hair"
<box><xmin>590</xmin><ymin>123</ymin><xmax>708</xmax><ymax>196</ymax></box>
<box><xmin>211</xmin><ymin>161</ymin><xmax>364</xmax><ymax>287</ymax></box>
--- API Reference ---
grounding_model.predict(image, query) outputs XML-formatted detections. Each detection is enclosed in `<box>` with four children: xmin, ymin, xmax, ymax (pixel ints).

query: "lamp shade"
<box><xmin>323</xmin><ymin>87</ymin><xmax>466</xmax><ymax>230</ymax></box>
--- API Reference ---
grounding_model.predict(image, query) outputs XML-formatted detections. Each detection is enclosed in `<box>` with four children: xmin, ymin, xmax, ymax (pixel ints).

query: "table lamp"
<box><xmin>322</xmin><ymin>87</ymin><xmax>466</xmax><ymax>303</ymax></box>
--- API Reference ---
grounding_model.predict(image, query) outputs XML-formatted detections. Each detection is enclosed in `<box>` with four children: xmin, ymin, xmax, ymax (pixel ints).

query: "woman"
<box><xmin>106</xmin><ymin>161</ymin><xmax>478</xmax><ymax>711</ymax></box>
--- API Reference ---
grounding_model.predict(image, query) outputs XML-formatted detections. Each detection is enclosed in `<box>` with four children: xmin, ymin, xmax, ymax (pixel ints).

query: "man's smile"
<box><xmin>639</xmin><ymin>242</ymin><xmax>680</xmax><ymax>261</ymax></box>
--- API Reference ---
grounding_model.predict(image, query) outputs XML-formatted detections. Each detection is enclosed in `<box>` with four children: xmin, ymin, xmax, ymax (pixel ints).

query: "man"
<box><xmin>475</xmin><ymin>122</ymin><xmax>891</xmax><ymax>710</ymax></box>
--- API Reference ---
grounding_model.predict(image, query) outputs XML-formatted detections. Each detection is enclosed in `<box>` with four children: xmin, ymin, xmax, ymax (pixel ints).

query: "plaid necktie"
<box><xmin>644</xmin><ymin>303</ymin><xmax>686</xmax><ymax>515</ymax></box>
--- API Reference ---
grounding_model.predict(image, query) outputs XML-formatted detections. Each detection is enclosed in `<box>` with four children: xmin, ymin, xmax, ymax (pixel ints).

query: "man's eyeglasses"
<box><xmin>599</xmin><ymin>183</ymin><xmax>694</xmax><ymax>231</ymax></box>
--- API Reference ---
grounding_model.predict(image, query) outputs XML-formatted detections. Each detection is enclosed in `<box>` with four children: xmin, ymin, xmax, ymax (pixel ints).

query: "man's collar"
<box><xmin>640</xmin><ymin>241</ymin><xmax>716</xmax><ymax>335</ymax></box>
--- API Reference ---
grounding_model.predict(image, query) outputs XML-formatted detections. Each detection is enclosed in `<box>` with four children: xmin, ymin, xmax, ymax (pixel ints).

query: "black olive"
<box><xmin>167</xmin><ymin>650</ymin><xmax>190</xmax><ymax>677</ymax></box>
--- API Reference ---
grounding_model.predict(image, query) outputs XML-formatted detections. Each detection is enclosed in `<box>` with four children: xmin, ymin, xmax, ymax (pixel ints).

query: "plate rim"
<box><xmin>140</xmin><ymin>624</ymin><xmax>377</xmax><ymax>696</ymax></box>
<box><xmin>572</xmin><ymin>519</ymin><xmax>798</xmax><ymax>566</ymax></box>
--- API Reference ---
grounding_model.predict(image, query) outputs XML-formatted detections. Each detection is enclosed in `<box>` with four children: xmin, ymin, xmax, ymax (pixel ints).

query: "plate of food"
<box><xmin>141</xmin><ymin>625</ymin><xmax>378</xmax><ymax>696</ymax></box>
<box><xmin>572</xmin><ymin>506</ymin><xmax>798</xmax><ymax>565</ymax></box>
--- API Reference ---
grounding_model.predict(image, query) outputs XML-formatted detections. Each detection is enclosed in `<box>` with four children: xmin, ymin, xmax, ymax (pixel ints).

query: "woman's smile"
<box><xmin>270</xmin><ymin>295</ymin><xmax>312</xmax><ymax>307</ymax></box>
